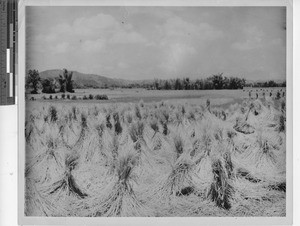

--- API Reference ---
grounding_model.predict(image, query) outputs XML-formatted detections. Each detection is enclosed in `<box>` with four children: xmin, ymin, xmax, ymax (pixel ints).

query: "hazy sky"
<box><xmin>26</xmin><ymin>6</ymin><xmax>286</xmax><ymax>81</ymax></box>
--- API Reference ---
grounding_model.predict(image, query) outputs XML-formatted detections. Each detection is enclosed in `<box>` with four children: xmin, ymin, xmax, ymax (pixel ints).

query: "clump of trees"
<box><xmin>26</xmin><ymin>68</ymin><xmax>74</xmax><ymax>94</ymax></box>
<box><xmin>41</xmin><ymin>78</ymin><xmax>56</xmax><ymax>93</ymax></box>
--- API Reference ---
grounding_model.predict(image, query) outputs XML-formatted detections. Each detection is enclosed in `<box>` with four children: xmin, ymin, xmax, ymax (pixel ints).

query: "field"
<box><xmin>25</xmin><ymin>88</ymin><xmax>286</xmax><ymax>217</ymax></box>
<box><xmin>26</xmin><ymin>87</ymin><xmax>285</xmax><ymax>105</ymax></box>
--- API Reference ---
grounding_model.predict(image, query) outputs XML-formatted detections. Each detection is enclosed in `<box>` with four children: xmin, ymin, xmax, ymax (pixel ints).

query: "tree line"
<box><xmin>26</xmin><ymin>69</ymin><xmax>74</xmax><ymax>94</ymax></box>
<box><xmin>26</xmin><ymin>69</ymin><xmax>286</xmax><ymax>93</ymax></box>
<box><xmin>245</xmin><ymin>80</ymin><xmax>286</xmax><ymax>88</ymax></box>
<box><xmin>147</xmin><ymin>73</ymin><xmax>286</xmax><ymax>90</ymax></box>
<box><xmin>150</xmin><ymin>73</ymin><xmax>246</xmax><ymax>90</ymax></box>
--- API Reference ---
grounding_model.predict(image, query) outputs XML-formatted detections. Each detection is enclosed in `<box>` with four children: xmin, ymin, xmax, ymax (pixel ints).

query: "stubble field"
<box><xmin>25</xmin><ymin>89</ymin><xmax>286</xmax><ymax>217</ymax></box>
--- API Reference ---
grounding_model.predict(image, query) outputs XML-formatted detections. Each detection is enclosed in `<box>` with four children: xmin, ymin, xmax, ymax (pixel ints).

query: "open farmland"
<box><xmin>25</xmin><ymin>87</ymin><xmax>286</xmax><ymax>106</ymax></box>
<box><xmin>25</xmin><ymin>92</ymin><xmax>286</xmax><ymax>217</ymax></box>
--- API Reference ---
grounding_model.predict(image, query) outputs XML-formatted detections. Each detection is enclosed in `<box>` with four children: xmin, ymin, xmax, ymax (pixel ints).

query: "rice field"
<box><xmin>24</xmin><ymin>94</ymin><xmax>286</xmax><ymax>217</ymax></box>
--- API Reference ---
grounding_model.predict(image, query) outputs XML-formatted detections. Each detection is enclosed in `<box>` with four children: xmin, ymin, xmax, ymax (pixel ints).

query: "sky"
<box><xmin>26</xmin><ymin>6</ymin><xmax>286</xmax><ymax>81</ymax></box>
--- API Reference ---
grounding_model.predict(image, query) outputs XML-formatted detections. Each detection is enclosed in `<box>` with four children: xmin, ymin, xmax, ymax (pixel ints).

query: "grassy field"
<box><xmin>26</xmin><ymin>87</ymin><xmax>285</xmax><ymax>107</ymax></box>
<box><xmin>24</xmin><ymin>89</ymin><xmax>286</xmax><ymax>217</ymax></box>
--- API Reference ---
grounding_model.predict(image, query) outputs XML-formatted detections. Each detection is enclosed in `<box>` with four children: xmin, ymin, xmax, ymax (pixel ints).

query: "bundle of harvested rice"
<box><xmin>204</xmin><ymin>142</ymin><xmax>234</xmax><ymax>210</ymax></box>
<box><xmin>147</xmin><ymin>153</ymin><xmax>198</xmax><ymax>210</ymax></box>
<box><xmin>25</xmin><ymin>179</ymin><xmax>65</xmax><ymax>216</ymax></box>
<box><xmin>231</xmin><ymin>177</ymin><xmax>286</xmax><ymax>216</ymax></box>
<box><xmin>233</xmin><ymin>117</ymin><xmax>255</xmax><ymax>134</ymax></box>
<box><xmin>146</xmin><ymin>136</ymin><xmax>201</xmax><ymax>212</ymax></box>
<box><xmin>235</xmin><ymin>130</ymin><xmax>285</xmax><ymax>183</ymax></box>
<box><xmin>37</xmin><ymin>153</ymin><xmax>88</xmax><ymax>216</ymax></box>
<box><xmin>25</xmin><ymin>114</ymin><xmax>46</xmax><ymax>145</ymax></box>
<box><xmin>76</xmin><ymin>147</ymin><xmax>152</xmax><ymax>217</ymax></box>
<box><xmin>26</xmin><ymin>132</ymin><xmax>66</xmax><ymax>183</ymax></box>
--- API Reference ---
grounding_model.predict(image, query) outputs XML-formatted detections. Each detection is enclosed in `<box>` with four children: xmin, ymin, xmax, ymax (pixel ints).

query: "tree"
<box><xmin>174</xmin><ymin>78</ymin><xmax>183</xmax><ymax>90</ymax></box>
<box><xmin>267</xmin><ymin>80</ymin><xmax>277</xmax><ymax>87</ymax></box>
<box><xmin>58</xmin><ymin>75</ymin><xmax>66</xmax><ymax>92</ymax></box>
<box><xmin>66</xmin><ymin>70</ymin><xmax>74</xmax><ymax>93</ymax></box>
<box><xmin>227</xmin><ymin>77</ymin><xmax>245</xmax><ymax>89</ymax></box>
<box><xmin>41</xmin><ymin>78</ymin><xmax>56</xmax><ymax>93</ymax></box>
<box><xmin>228</xmin><ymin>77</ymin><xmax>239</xmax><ymax>89</ymax></box>
<box><xmin>212</xmin><ymin>73</ymin><xmax>224</xmax><ymax>89</ymax></box>
<box><xmin>154</xmin><ymin>79</ymin><xmax>160</xmax><ymax>90</ymax></box>
<box><xmin>58</xmin><ymin>69</ymin><xmax>74</xmax><ymax>93</ymax></box>
<box><xmin>26</xmin><ymin>69</ymin><xmax>41</xmax><ymax>94</ymax></box>
<box><xmin>183</xmin><ymin>77</ymin><xmax>190</xmax><ymax>90</ymax></box>
<box><xmin>223</xmin><ymin>76</ymin><xmax>230</xmax><ymax>89</ymax></box>
<box><xmin>164</xmin><ymin>80</ymin><xmax>171</xmax><ymax>90</ymax></box>
<box><xmin>204</xmin><ymin>77</ymin><xmax>214</xmax><ymax>89</ymax></box>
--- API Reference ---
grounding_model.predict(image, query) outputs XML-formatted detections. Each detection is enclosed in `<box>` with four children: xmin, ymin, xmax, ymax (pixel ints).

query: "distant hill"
<box><xmin>39</xmin><ymin>69</ymin><xmax>154</xmax><ymax>89</ymax></box>
<box><xmin>39</xmin><ymin>69</ymin><xmax>133</xmax><ymax>88</ymax></box>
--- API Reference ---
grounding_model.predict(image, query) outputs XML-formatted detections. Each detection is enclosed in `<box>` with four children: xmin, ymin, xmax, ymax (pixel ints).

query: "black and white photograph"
<box><xmin>21</xmin><ymin>1</ymin><xmax>292</xmax><ymax>222</ymax></box>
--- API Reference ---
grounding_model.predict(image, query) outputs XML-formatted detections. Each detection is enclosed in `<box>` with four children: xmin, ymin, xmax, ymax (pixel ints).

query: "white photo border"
<box><xmin>18</xmin><ymin>0</ymin><xmax>293</xmax><ymax>225</ymax></box>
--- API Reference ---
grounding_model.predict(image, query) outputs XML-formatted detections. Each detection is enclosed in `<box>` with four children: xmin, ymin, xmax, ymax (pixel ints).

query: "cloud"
<box><xmin>81</xmin><ymin>39</ymin><xmax>106</xmax><ymax>52</ymax></box>
<box><xmin>161</xmin><ymin>42</ymin><xmax>196</xmax><ymax>73</ymax></box>
<box><xmin>232</xmin><ymin>40</ymin><xmax>259</xmax><ymax>51</ymax></box>
<box><xmin>117</xmin><ymin>62</ymin><xmax>129</xmax><ymax>69</ymax></box>
<box><xmin>157</xmin><ymin>16</ymin><xmax>222</xmax><ymax>74</ymax></box>
<box><xmin>232</xmin><ymin>26</ymin><xmax>264</xmax><ymax>51</ymax></box>
<box><xmin>162</xmin><ymin>16</ymin><xmax>223</xmax><ymax>40</ymax></box>
<box><xmin>72</xmin><ymin>14</ymin><xmax>119</xmax><ymax>36</ymax></box>
<box><xmin>110</xmin><ymin>31</ymin><xmax>147</xmax><ymax>44</ymax></box>
<box><xmin>49</xmin><ymin>13</ymin><xmax>148</xmax><ymax>47</ymax></box>
<box><xmin>52</xmin><ymin>42</ymin><xmax>69</xmax><ymax>54</ymax></box>
<box><xmin>51</xmin><ymin>42</ymin><xmax>70</xmax><ymax>54</ymax></box>
<box><xmin>52</xmin><ymin>23</ymin><xmax>73</xmax><ymax>35</ymax></box>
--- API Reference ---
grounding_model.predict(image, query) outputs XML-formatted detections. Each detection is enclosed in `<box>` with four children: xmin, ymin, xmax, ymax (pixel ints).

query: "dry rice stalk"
<box><xmin>129</xmin><ymin>121</ymin><xmax>145</xmax><ymax>151</ymax></box>
<box><xmin>135</xmin><ymin>104</ymin><xmax>142</xmax><ymax>120</ymax></box>
<box><xmin>234</xmin><ymin>129</ymin><xmax>285</xmax><ymax>183</ymax></box>
<box><xmin>150</xmin><ymin>119</ymin><xmax>159</xmax><ymax>138</ymax></box>
<box><xmin>205</xmin><ymin>142</ymin><xmax>235</xmax><ymax>210</ymax></box>
<box><xmin>25</xmin><ymin>136</ymin><xmax>65</xmax><ymax>183</ymax></box>
<box><xmin>106</xmin><ymin>114</ymin><xmax>113</xmax><ymax>129</ymax></box>
<box><xmin>48</xmin><ymin>106</ymin><xmax>58</xmax><ymax>123</ymax></box>
<box><xmin>62</xmin><ymin>113</ymin><xmax>89</xmax><ymax>151</ymax></box>
<box><xmin>276</xmin><ymin>114</ymin><xmax>285</xmax><ymax>133</ymax></box>
<box><xmin>207</xmin><ymin>158</ymin><xmax>233</xmax><ymax>210</ymax></box>
<box><xmin>206</xmin><ymin>99</ymin><xmax>211</xmax><ymax>113</ymax></box>
<box><xmin>113</xmin><ymin>112</ymin><xmax>123</xmax><ymax>135</ymax></box>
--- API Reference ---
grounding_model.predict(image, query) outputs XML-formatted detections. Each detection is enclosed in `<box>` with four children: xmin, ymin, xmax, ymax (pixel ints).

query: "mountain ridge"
<box><xmin>39</xmin><ymin>69</ymin><xmax>153</xmax><ymax>88</ymax></box>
